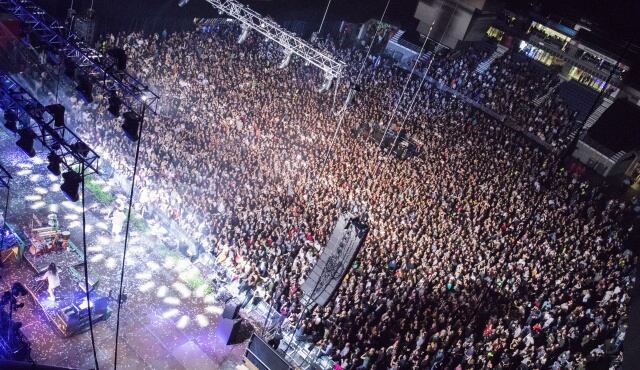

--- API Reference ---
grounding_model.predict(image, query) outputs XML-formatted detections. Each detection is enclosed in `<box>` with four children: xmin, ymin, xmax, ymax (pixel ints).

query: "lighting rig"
<box><xmin>0</xmin><ymin>0</ymin><xmax>159</xmax><ymax>124</ymax></box>
<box><xmin>0</xmin><ymin>70</ymin><xmax>99</xmax><ymax>202</ymax></box>
<box><xmin>180</xmin><ymin>0</ymin><xmax>346</xmax><ymax>87</ymax></box>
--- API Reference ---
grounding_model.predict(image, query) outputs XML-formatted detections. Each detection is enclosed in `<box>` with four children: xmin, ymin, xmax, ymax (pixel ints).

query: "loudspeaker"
<box><xmin>222</xmin><ymin>303</ymin><xmax>240</xmax><ymax>320</ymax></box>
<box><xmin>217</xmin><ymin>318</ymin><xmax>253</xmax><ymax>345</ymax></box>
<box><xmin>245</xmin><ymin>334</ymin><xmax>293</xmax><ymax>370</ymax></box>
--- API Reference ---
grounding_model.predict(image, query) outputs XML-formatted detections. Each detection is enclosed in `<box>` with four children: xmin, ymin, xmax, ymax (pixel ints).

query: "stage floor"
<box><xmin>0</xmin><ymin>131</ymin><xmax>248</xmax><ymax>369</ymax></box>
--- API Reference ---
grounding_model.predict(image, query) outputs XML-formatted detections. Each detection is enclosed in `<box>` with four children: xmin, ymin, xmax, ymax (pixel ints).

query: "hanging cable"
<box><xmin>368</xmin><ymin>1</ymin><xmax>460</xmax><ymax>190</ymax></box>
<box><xmin>113</xmin><ymin>108</ymin><xmax>145</xmax><ymax>370</ymax></box>
<box><xmin>316</xmin><ymin>0</ymin><xmax>333</xmax><ymax>36</ymax></box>
<box><xmin>81</xmin><ymin>162</ymin><xmax>100</xmax><ymax>370</ymax></box>
<box><xmin>308</xmin><ymin>0</ymin><xmax>393</xmax><ymax>195</ymax></box>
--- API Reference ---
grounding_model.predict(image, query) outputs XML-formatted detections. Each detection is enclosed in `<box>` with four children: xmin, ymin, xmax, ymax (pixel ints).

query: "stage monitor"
<box><xmin>244</xmin><ymin>334</ymin><xmax>292</xmax><ymax>370</ymax></box>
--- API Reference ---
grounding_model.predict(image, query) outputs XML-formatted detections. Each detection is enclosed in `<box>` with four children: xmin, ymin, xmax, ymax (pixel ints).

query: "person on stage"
<box><xmin>37</xmin><ymin>263</ymin><xmax>60</xmax><ymax>302</ymax></box>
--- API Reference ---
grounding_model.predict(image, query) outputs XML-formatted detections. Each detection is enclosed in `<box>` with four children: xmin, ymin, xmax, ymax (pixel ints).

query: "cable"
<box><xmin>316</xmin><ymin>0</ymin><xmax>333</xmax><ymax>36</ymax></box>
<box><xmin>366</xmin><ymin>0</ymin><xmax>460</xmax><ymax>192</ymax></box>
<box><xmin>308</xmin><ymin>0</ymin><xmax>393</xmax><ymax>194</ymax></box>
<box><xmin>113</xmin><ymin>108</ymin><xmax>145</xmax><ymax>370</ymax></box>
<box><xmin>81</xmin><ymin>162</ymin><xmax>100</xmax><ymax>370</ymax></box>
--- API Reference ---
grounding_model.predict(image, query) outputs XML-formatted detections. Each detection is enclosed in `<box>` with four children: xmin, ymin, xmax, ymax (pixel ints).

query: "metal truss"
<box><xmin>203</xmin><ymin>0</ymin><xmax>346</xmax><ymax>79</ymax></box>
<box><xmin>0</xmin><ymin>0</ymin><xmax>159</xmax><ymax>116</ymax></box>
<box><xmin>0</xmin><ymin>71</ymin><xmax>99</xmax><ymax>175</ymax></box>
<box><xmin>0</xmin><ymin>164</ymin><xmax>11</xmax><ymax>189</ymax></box>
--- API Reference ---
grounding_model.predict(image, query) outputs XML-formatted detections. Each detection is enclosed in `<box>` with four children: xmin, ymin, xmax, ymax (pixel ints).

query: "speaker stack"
<box><xmin>216</xmin><ymin>303</ymin><xmax>253</xmax><ymax>345</ymax></box>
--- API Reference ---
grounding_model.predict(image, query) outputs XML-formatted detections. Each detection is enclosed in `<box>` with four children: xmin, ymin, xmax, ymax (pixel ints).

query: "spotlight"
<box><xmin>45</xmin><ymin>104</ymin><xmax>65</xmax><ymax>127</ymax></box>
<box><xmin>121</xmin><ymin>111</ymin><xmax>142</xmax><ymax>142</ymax></box>
<box><xmin>3</xmin><ymin>111</ymin><xmax>17</xmax><ymax>133</ymax></box>
<box><xmin>47</xmin><ymin>152</ymin><xmax>62</xmax><ymax>176</ymax></box>
<box><xmin>16</xmin><ymin>128</ymin><xmax>36</xmax><ymax>158</ymax></box>
<box><xmin>178</xmin><ymin>0</ymin><xmax>191</xmax><ymax>7</ymax></box>
<box><xmin>107</xmin><ymin>48</ymin><xmax>127</xmax><ymax>70</ymax></box>
<box><xmin>71</xmin><ymin>141</ymin><xmax>90</xmax><ymax>157</ymax></box>
<box><xmin>61</xmin><ymin>170</ymin><xmax>82</xmax><ymax>202</ymax></box>
<box><xmin>75</xmin><ymin>75</ymin><xmax>93</xmax><ymax>103</ymax></box>
<box><xmin>108</xmin><ymin>94</ymin><xmax>122</xmax><ymax>117</ymax></box>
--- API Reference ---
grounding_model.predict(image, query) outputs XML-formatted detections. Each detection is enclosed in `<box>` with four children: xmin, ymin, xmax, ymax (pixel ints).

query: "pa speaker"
<box><xmin>222</xmin><ymin>303</ymin><xmax>240</xmax><ymax>320</ymax></box>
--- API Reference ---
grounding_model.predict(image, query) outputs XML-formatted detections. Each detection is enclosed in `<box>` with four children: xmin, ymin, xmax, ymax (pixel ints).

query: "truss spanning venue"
<box><xmin>0</xmin><ymin>71</ymin><xmax>99</xmax><ymax>175</ymax></box>
<box><xmin>203</xmin><ymin>0</ymin><xmax>346</xmax><ymax>80</ymax></box>
<box><xmin>0</xmin><ymin>0</ymin><xmax>159</xmax><ymax>116</ymax></box>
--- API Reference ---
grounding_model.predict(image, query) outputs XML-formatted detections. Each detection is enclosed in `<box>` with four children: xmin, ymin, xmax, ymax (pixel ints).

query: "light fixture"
<box><xmin>71</xmin><ymin>141</ymin><xmax>90</xmax><ymax>158</ymax></box>
<box><xmin>122</xmin><ymin>111</ymin><xmax>142</xmax><ymax>142</ymax></box>
<box><xmin>16</xmin><ymin>128</ymin><xmax>36</xmax><ymax>157</ymax></box>
<box><xmin>107</xmin><ymin>48</ymin><xmax>127</xmax><ymax>71</ymax></box>
<box><xmin>61</xmin><ymin>170</ymin><xmax>82</xmax><ymax>202</ymax></box>
<box><xmin>3</xmin><ymin>111</ymin><xmax>17</xmax><ymax>133</ymax></box>
<box><xmin>75</xmin><ymin>74</ymin><xmax>93</xmax><ymax>103</ymax></box>
<box><xmin>108</xmin><ymin>94</ymin><xmax>122</xmax><ymax>117</ymax></box>
<box><xmin>46</xmin><ymin>152</ymin><xmax>62</xmax><ymax>176</ymax></box>
<box><xmin>178</xmin><ymin>0</ymin><xmax>191</xmax><ymax>7</ymax></box>
<box><xmin>45</xmin><ymin>104</ymin><xmax>65</xmax><ymax>127</ymax></box>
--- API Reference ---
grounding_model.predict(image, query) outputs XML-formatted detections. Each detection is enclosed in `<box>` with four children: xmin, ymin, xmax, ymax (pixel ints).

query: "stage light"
<box><xmin>16</xmin><ymin>128</ymin><xmax>37</xmax><ymax>157</ymax></box>
<box><xmin>71</xmin><ymin>141</ymin><xmax>90</xmax><ymax>157</ymax></box>
<box><xmin>3</xmin><ymin>111</ymin><xmax>18</xmax><ymax>133</ymax></box>
<box><xmin>45</xmin><ymin>104</ymin><xmax>65</xmax><ymax>127</ymax></box>
<box><xmin>108</xmin><ymin>94</ymin><xmax>122</xmax><ymax>117</ymax></box>
<box><xmin>107</xmin><ymin>48</ymin><xmax>127</xmax><ymax>71</ymax></box>
<box><xmin>75</xmin><ymin>75</ymin><xmax>93</xmax><ymax>103</ymax></box>
<box><xmin>178</xmin><ymin>0</ymin><xmax>191</xmax><ymax>7</ymax></box>
<box><xmin>61</xmin><ymin>170</ymin><xmax>82</xmax><ymax>202</ymax></box>
<box><xmin>46</xmin><ymin>152</ymin><xmax>62</xmax><ymax>176</ymax></box>
<box><xmin>121</xmin><ymin>111</ymin><xmax>142</xmax><ymax>142</ymax></box>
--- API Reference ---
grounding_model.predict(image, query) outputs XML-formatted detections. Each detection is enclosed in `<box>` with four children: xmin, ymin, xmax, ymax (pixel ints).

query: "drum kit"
<box><xmin>28</xmin><ymin>213</ymin><xmax>71</xmax><ymax>255</ymax></box>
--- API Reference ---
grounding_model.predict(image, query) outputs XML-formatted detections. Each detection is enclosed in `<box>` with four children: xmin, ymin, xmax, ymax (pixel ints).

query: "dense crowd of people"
<box><xmin>24</xmin><ymin>22</ymin><xmax>638</xmax><ymax>369</ymax></box>
<box><xmin>424</xmin><ymin>45</ymin><xmax>579</xmax><ymax>148</ymax></box>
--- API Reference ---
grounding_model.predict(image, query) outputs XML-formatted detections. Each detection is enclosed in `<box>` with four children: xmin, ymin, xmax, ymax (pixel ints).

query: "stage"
<box><xmin>0</xmin><ymin>130</ymin><xmax>249</xmax><ymax>369</ymax></box>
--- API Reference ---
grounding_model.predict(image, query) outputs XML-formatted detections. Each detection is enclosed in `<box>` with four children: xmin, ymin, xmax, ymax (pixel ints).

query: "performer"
<box><xmin>36</xmin><ymin>263</ymin><xmax>60</xmax><ymax>302</ymax></box>
<box><xmin>111</xmin><ymin>206</ymin><xmax>126</xmax><ymax>239</ymax></box>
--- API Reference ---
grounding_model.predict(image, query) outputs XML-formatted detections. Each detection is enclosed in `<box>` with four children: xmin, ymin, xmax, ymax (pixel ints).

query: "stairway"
<box><xmin>475</xmin><ymin>44</ymin><xmax>509</xmax><ymax>74</ymax></box>
<box><xmin>583</xmin><ymin>96</ymin><xmax>614</xmax><ymax>130</ymax></box>
<box><xmin>389</xmin><ymin>29</ymin><xmax>405</xmax><ymax>44</ymax></box>
<box><xmin>533</xmin><ymin>80</ymin><xmax>561</xmax><ymax>107</ymax></box>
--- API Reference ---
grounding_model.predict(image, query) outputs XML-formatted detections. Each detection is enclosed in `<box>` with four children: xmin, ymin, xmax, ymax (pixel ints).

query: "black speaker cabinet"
<box><xmin>222</xmin><ymin>302</ymin><xmax>241</xmax><ymax>319</ymax></box>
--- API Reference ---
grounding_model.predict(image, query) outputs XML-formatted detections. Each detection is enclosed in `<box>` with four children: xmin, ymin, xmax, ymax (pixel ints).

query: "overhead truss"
<box><xmin>0</xmin><ymin>70</ymin><xmax>99</xmax><ymax>175</ymax></box>
<box><xmin>0</xmin><ymin>0</ymin><xmax>159</xmax><ymax>116</ymax></box>
<box><xmin>203</xmin><ymin>0</ymin><xmax>346</xmax><ymax>79</ymax></box>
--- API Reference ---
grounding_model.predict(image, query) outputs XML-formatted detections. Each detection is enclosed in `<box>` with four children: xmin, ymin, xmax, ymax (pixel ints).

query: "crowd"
<box><xmin>424</xmin><ymin>46</ymin><xmax>579</xmax><ymax>148</ymax></box>
<box><xmin>25</xmin><ymin>22</ymin><xmax>638</xmax><ymax>369</ymax></box>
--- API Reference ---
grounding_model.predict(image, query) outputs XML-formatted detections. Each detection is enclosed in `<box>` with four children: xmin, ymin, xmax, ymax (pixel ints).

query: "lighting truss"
<box><xmin>0</xmin><ymin>0</ymin><xmax>159</xmax><ymax>116</ymax></box>
<box><xmin>0</xmin><ymin>70</ymin><xmax>99</xmax><ymax>175</ymax></box>
<box><xmin>202</xmin><ymin>0</ymin><xmax>346</xmax><ymax>79</ymax></box>
<box><xmin>0</xmin><ymin>164</ymin><xmax>11</xmax><ymax>189</ymax></box>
